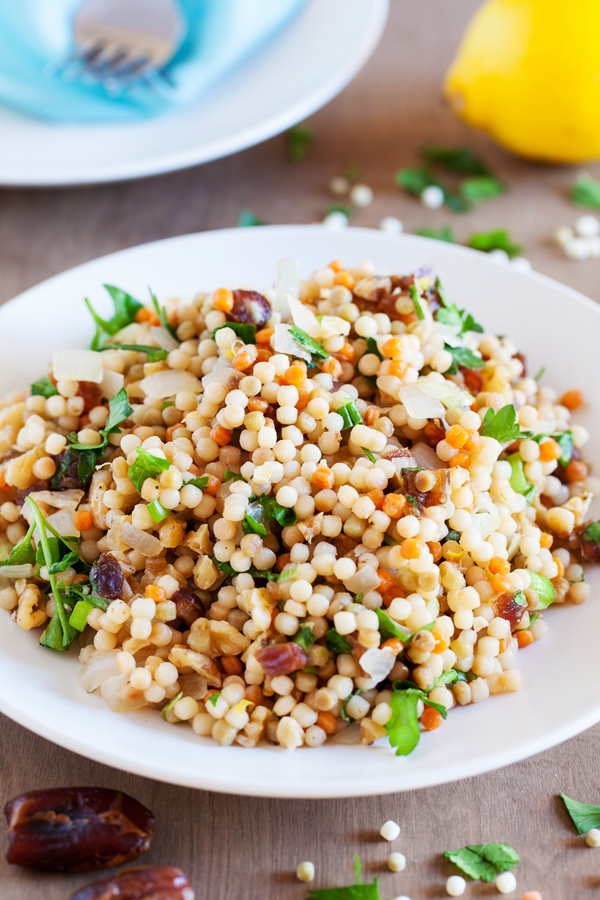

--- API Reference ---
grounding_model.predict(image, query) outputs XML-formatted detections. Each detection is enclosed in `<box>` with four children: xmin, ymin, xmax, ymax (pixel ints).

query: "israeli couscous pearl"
<box><xmin>585</xmin><ymin>828</ymin><xmax>600</xmax><ymax>847</ymax></box>
<box><xmin>495</xmin><ymin>871</ymin><xmax>517</xmax><ymax>894</ymax></box>
<box><xmin>296</xmin><ymin>861</ymin><xmax>315</xmax><ymax>883</ymax></box>
<box><xmin>446</xmin><ymin>875</ymin><xmax>466</xmax><ymax>896</ymax></box>
<box><xmin>380</xmin><ymin>820</ymin><xmax>400</xmax><ymax>841</ymax></box>
<box><xmin>388</xmin><ymin>852</ymin><xmax>406</xmax><ymax>872</ymax></box>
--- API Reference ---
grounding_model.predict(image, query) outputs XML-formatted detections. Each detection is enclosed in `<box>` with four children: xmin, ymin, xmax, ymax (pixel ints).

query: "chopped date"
<box><xmin>492</xmin><ymin>591</ymin><xmax>527</xmax><ymax>629</ymax></box>
<box><xmin>255</xmin><ymin>642</ymin><xmax>309</xmax><ymax>676</ymax></box>
<box><xmin>228</xmin><ymin>290</ymin><xmax>271</xmax><ymax>328</ymax></box>
<box><xmin>90</xmin><ymin>554</ymin><xmax>125</xmax><ymax>600</ymax></box>
<box><xmin>13</xmin><ymin>481</ymin><xmax>49</xmax><ymax>507</ymax></box>
<box><xmin>4</xmin><ymin>787</ymin><xmax>154</xmax><ymax>872</ymax></box>
<box><xmin>459</xmin><ymin>365</ymin><xmax>484</xmax><ymax>394</ymax></box>
<box><xmin>171</xmin><ymin>589</ymin><xmax>206</xmax><ymax>630</ymax></box>
<box><xmin>69</xmin><ymin>865</ymin><xmax>195</xmax><ymax>900</ymax></box>
<box><xmin>77</xmin><ymin>382</ymin><xmax>104</xmax><ymax>413</ymax></box>
<box><xmin>576</xmin><ymin>523</ymin><xmax>600</xmax><ymax>563</ymax></box>
<box><xmin>402</xmin><ymin>468</ymin><xmax>451</xmax><ymax>510</ymax></box>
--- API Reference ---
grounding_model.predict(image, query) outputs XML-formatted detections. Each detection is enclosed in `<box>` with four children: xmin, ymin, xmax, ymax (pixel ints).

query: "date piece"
<box><xmin>4</xmin><ymin>787</ymin><xmax>154</xmax><ymax>871</ymax></box>
<box><xmin>69</xmin><ymin>865</ymin><xmax>195</xmax><ymax>900</ymax></box>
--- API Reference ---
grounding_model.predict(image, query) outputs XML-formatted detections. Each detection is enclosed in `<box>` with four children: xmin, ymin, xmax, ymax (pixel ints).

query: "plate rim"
<box><xmin>0</xmin><ymin>0</ymin><xmax>389</xmax><ymax>187</ymax></box>
<box><xmin>1</xmin><ymin>223</ymin><xmax>600</xmax><ymax>797</ymax></box>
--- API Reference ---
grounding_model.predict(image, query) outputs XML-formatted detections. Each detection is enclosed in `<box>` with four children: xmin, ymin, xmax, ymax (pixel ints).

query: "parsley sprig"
<box><xmin>480</xmin><ymin>404</ymin><xmax>531</xmax><ymax>443</ymax></box>
<box><xmin>307</xmin><ymin>855</ymin><xmax>379</xmax><ymax>900</ymax></box>
<box><xmin>444</xmin><ymin>843</ymin><xmax>520</xmax><ymax>882</ymax></box>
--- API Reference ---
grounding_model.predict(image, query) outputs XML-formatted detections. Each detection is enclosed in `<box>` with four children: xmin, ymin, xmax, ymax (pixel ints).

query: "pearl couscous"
<box><xmin>0</xmin><ymin>259</ymin><xmax>597</xmax><ymax>755</ymax></box>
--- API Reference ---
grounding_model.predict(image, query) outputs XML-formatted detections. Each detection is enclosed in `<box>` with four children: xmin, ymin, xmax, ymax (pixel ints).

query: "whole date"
<box><xmin>4</xmin><ymin>787</ymin><xmax>154</xmax><ymax>871</ymax></box>
<box><xmin>69</xmin><ymin>865</ymin><xmax>195</xmax><ymax>900</ymax></box>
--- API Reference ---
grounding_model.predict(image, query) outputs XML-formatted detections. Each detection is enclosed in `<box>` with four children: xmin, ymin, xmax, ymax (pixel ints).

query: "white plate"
<box><xmin>0</xmin><ymin>0</ymin><xmax>388</xmax><ymax>187</ymax></box>
<box><xmin>0</xmin><ymin>225</ymin><xmax>598</xmax><ymax>798</ymax></box>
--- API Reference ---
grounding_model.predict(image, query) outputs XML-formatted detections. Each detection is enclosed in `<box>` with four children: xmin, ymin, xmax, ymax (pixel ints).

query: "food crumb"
<box><xmin>380</xmin><ymin>820</ymin><xmax>401</xmax><ymax>841</ymax></box>
<box><xmin>388</xmin><ymin>851</ymin><xmax>406</xmax><ymax>872</ymax></box>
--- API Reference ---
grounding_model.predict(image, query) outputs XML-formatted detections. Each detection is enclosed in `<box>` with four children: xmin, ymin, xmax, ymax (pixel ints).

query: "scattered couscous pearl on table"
<box><xmin>585</xmin><ymin>828</ymin><xmax>600</xmax><ymax>847</ymax></box>
<box><xmin>446</xmin><ymin>874</ymin><xmax>467</xmax><ymax>896</ymax></box>
<box><xmin>296</xmin><ymin>861</ymin><xmax>315</xmax><ymax>882</ymax></box>
<box><xmin>495</xmin><ymin>871</ymin><xmax>517</xmax><ymax>894</ymax></box>
<box><xmin>387</xmin><ymin>851</ymin><xmax>406</xmax><ymax>872</ymax></box>
<box><xmin>381</xmin><ymin>820</ymin><xmax>401</xmax><ymax>842</ymax></box>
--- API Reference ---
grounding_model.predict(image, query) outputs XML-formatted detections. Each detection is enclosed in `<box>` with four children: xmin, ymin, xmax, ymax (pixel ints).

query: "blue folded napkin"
<box><xmin>0</xmin><ymin>0</ymin><xmax>305</xmax><ymax>122</ymax></box>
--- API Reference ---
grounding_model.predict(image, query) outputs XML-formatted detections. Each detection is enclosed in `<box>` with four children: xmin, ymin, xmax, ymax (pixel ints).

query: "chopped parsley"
<box><xmin>214</xmin><ymin>557</ymin><xmax>288</xmax><ymax>583</ymax></box>
<box><xmin>184</xmin><ymin>475</ymin><xmax>210</xmax><ymax>490</ymax></box>
<box><xmin>444</xmin><ymin>345</ymin><xmax>485</xmax><ymax>374</ymax></box>
<box><xmin>571</xmin><ymin>173</ymin><xmax>600</xmax><ymax>210</ymax></box>
<box><xmin>444</xmin><ymin>844</ymin><xmax>520</xmax><ymax>882</ymax></box>
<box><xmin>242</xmin><ymin>515</ymin><xmax>267</xmax><ymax>537</ymax></box>
<box><xmin>460</xmin><ymin>176</ymin><xmax>505</xmax><ymax>204</ymax></box>
<box><xmin>67</xmin><ymin>388</ymin><xmax>133</xmax><ymax>453</ymax></box>
<box><xmin>307</xmin><ymin>855</ymin><xmax>379</xmax><ymax>900</ymax></box>
<box><xmin>128</xmin><ymin>447</ymin><xmax>171</xmax><ymax>494</ymax></box>
<box><xmin>437</xmin><ymin>305</ymin><xmax>484</xmax><ymax>335</ymax></box>
<box><xmin>559</xmin><ymin>792</ymin><xmax>600</xmax><ymax>834</ymax></box>
<box><xmin>238</xmin><ymin>208</ymin><xmax>268</xmax><ymax>227</ymax></box>
<box><xmin>467</xmin><ymin>229</ymin><xmax>523</xmax><ymax>258</ymax></box>
<box><xmin>581</xmin><ymin>521</ymin><xmax>600</xmax><ymax>546</ymax></box>
<box><xmin>396</xmin><ymin>167</ymin><xmax>468</xmax><ymax>212</ymax></box>
<box><xmin>251</xmin><ymin>495</ymin><xmax>297</xmax><ymax>529</ymax></box>
<box><xmin>422</xmin><ymin>145</ymin><xmax>491</xmax><ymax>176</ymax></box>
<box><xmin>211</xmin><ymin>322</ymin><xmax>256</xmax><ymax>344</ymax></box>
<box><xmin>340</xmin><ymin>689</ymin><xmax>363</xmax><ymax>723</ymax></box>
<box><xmin>292</xmin><ymin>625</ymin><xmax>316</xmax><ymax>650</ymax></box>
<box><xmin>416</xmin><ymin>225</ymin><xmax>456</xmax><ymax>243</ymax></box>
<box><xmin>161</xmin><ymin>691</ymin><xmax>183</xmax><ymax>720</ymax></box>
<box><xmin>361</xmin><ymin>447</ymin><xmax>376</xmax><ymax>463</ymax></box>
<box><xmin>365</xmin><ymin>337</ymin><xmax>383</xmax><ymax>361</ymax></box>
<box><xmin>224</xmin><ymin>469</ymin><xmax>245</xmax><ymax>483</ymax></box>
<box><xmin>534</xmin><ymin>365</ymin><xmax>546</xmax><ymax>381</ymax></box>
<box><xmin>30</xmin><ymin>376</ymin><xmax>59</xmax><ymax>398</ymax></box>
<box><xmin>527</xmin><ymin>571</ymin><xmax>555</xmax><ymax>609</ymax></box>
<box><xmin>286</xmin><ymin>123</ymin><xmax>313</xmax><ymax>162</ymax></box>
<box><xmin>326</xmin><ymin>629</ymin><xmax>353</xmax><ymax>655</ymax></box>
<box><xmin>385</xmin><ymin>679</ymin><xmax>447</xmax><ymax>756</ymax></box>
<box><xmin>535</xmin><ymin>430</ymin><xmax>573</xmax><ymax>467</ymax></box>
<box><xmin>480</xmin><ymin>404</ymin><xmax>530</xmax><ymax>443</ymax></box>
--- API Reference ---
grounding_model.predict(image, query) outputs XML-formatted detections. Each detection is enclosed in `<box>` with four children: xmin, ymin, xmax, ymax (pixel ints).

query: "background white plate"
<box><xmin>0</xmin><ymin>225</ymin><xmax>598</xmax><ymax>798</ymax></box>
<box><xmin>0</xmin><ymin>0</ymin><xmax>388</xmax><ymax>187</ymax></box>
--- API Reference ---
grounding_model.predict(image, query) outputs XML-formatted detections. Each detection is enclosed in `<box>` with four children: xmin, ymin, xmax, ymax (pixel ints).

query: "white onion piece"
<box><xmin>473</xmin><ymin>503</ymin><xmax>500</xmax><ymax>539</ymax></box>
<box><xmin>111</xmin><ymin>322</ymin><xmax>150</xmax><ymax>344</ymax></box>
<box><xmin>507</xmin><ymin>533</ymin><xmax>521</xmax><ymax>561</ymax></box>
<box><xmin>330</xmin><ymin>722</ymin><xmax>362</xmax><ymax>745</ymax></box>
<box><xmin>101</xmin><ymin>367</ymin><xmax>125</xmax><ymax>400</ymax></box>
<box><xmin>46</xmin><ymin>508</ymin><xmax>79</xmax><ymax>537</ymax></box>
<box><xmin>202</xmin><ymin>355</ymin><xmax>235</xmax><ymax>390</ymax></box>
<box><xmin>101</xmin><ymin>673</ymin><xmax>148</xmax><ymax>713</ymax></box>
<box><xmin>0</xmin><ymin>564</ymin><xmax>34</xmax><ymax>579</ymax></box>
<box><xmin>178</xmin><ymin>673</ymin><xmax>208</xmax><ymax>700</ymax></box>
<box><xmin>77</xmin><ymin>649</ymin><xmax>120</xmax><ymax>692</ymax></box>
<box><xmin>288</xmin><ymin>296</ymin><xmax>321</xmax><ymax>338</ymax></box>
<box><xmin>398</xmin><ymin>384</ymin><xmax>444</xmax><ymax>419</ymax></box>
<box><xmin>139</xmin><ymin>369</ymin><xmax>201</xmax><ymax>400</ymax></box>
<box><xmin>426</xmin><ymin>597</ymin><xmax>440</xmax><ymax>619</ymax></box>
<box><xmin>150</xmin><ymin>325</ymin><xmax>179</xmax><ymax>351</ymax></box>
<box><xmin>359</xmin><ymin>646</ymin><xmax>397</xmax><ymax>684</ymax></box>
<box><xmin>29</xmin><ymin>490</ymin><xmax>84</xmax><ymax>510</ymax></box>
<box><xmin>345</xmin><ymin>564</ymin><xmax>381</xmax><ymax>595</ymax></box>
<box><xmin>417</xmin><ymin>378</ymin><xmax>474</xmax><ymax>409</ymax></box>
<box><xmin>432</xmin><ymin>321</ymin><xmax>463</xmax><ymax>347</ymax></box>
<box><xmin>273</xmin><ymin>257</ymin><xmax>300</xmax><ymax>316</ymax></box>
<box><xmin>122</xmin><ymin>522</ymin><xmax>162</xmax><ymax>557</ymax></box>
<box><xmin>273</xmin><ymin>324</ymin><xmax>312</xmax><ymax>363</ymax></box>
<box><xmin>411</xmin><ymin>442</ymin><xmax>447</xmax><ymax>469</ymax></box>
<box><xmin>53</xmin><ymin>349</ymin><xmax>103</xmax><ymax>384</ymax></box>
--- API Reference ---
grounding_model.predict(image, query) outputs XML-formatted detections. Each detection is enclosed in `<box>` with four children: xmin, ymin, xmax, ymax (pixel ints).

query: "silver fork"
<box><xmin>55</xmin><ymin>0</ymin><xmax>186</xmax><ymax>92</ymax></box>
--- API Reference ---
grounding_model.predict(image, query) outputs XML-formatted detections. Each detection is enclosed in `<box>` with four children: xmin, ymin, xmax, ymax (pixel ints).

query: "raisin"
<box><xmin>459</xmin><ymin>365</ymin><xmax>484</xmax><ymax>394</ymax></box>
<box><xmin>4</xmin><ymin>787</ymin><xmax>154</xmax><ymax>872</ymax></box>
<box><xmin>423</xmin><ymin>418</ymin><xmax>445</xmax><ymax>448</ymax></box>
<box><xmin>576</xmin><ymin>523</ymin><xmax>600</xmax><ymax>563</ymax></box>
<box><xmin>227</xmin><ymin>290</ymin><xmax>271</xmax><ymax>328</ymax></box>
<box><xmin>90</xmin><ymin>554</ymin><xmax>124</xmax><ymax>600</ymax></box>
<box><xmin>69</xmin><ymin>865</ymin><xmax>195</xmax><ymax>899</ymax></box>
<box><xmin>171</xmin><ymin>589</ymin><xmax>206</xmax><ymax>630</ymax></box>
<box><xmin>77</xmin><ymin>382</ymin><xmax>104</xmax><ymax>413</ymax></box>
<box><xmin>255</xmin><ymin>642</ymin><xmax>309</xmax><ymax>676</ymax></box>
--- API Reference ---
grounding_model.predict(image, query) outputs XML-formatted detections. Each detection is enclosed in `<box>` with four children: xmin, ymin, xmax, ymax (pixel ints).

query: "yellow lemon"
<box><xmin>444</xmin><ymin>0</ymin><xmax>600</xmax><ymax>163</ymax></box>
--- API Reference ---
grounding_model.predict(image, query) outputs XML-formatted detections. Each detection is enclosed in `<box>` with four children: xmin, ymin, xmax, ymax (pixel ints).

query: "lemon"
<box><xmin>444</xmin><ymin>0</ymin><xmax>600</xmax><ymax>163</ymax></box>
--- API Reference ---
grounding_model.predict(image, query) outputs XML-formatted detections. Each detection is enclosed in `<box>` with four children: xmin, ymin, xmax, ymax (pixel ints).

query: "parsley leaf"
<box><xmin>480</xmin><ymin>404</ymin><xmax>530</xmax><ymax>443</ymax></box>
<box><xmin>30</xmin><ymin>376</ymin><xmax>59</xmax><ymax>398</ymax></box>
<box><xmin>85</xmin><ymin>285</ymin><xmax>144</xmax><ymax>350</ymax></box>
<box><xmin>444</xmin><ymin>345</ymin><xmax>485</xmax><ymax>374</ymax></box>
<box><xmin>444</xmin><ymin>844</ymin><xmax>520</xmax><ymax>882</ymax></box>
<box><xmin>242</xmin><ymin>515</ymin><xmax>267</xmax><ymax>537</ymax></box>
<box><xmin>292</xmin><ymin>625</ymin><xmax>316</xmax><ymax>650</ymax></box>
<box><xmin>0</xmin><ymin>520</ymin><xmax>36</xmax><ymax>568</ymax></box>
<box><xmin>212</xmin><ymin>322</ymin><xmax>256</xmax><ymax>344</ymax></box>
<box><xmin>460</xmin><ymin>176</ymin><xmax>505</xmax><ymax>204</ymax></box>
<box><xmin>101</xmin><ymin>343</ymin><xmax>168</xmax><ymax>362</ymax></box>
<box><xmin>254</xmin><ymin>496</ymin><xmax>297</xmax><ymax>528</ymax></box>
<box><xmin>150</xmin><ymin>289</ymin><xmax>178</xmax><ymax>340</ymax></box>
<box><xmin>366</xmin><ymin>336</ymin><xmax>383</xmax><ymax>361</ymax></box>
<box><xmin>560</xmin><ymin>792</ymin><xmax>600</xmax><ymax>834</ymax></box>
<box><xmin>341</xmin><ymin>689</ymin><xmax>363</xmax><ymax>723</ymax></box>
<box><xmin>223</xmin><ymin>469</ymin><xmax>245</xmax><ymax>483</ymax></box>
<box><xmin>128</xmin><ymin>447</ymin><xmax>171</xmax><ymax>494</ymax></box>
<box><xmin>416</xmin><ymin>225</ymin><xmax>456</xmax><ymax>243</ymax></box>
<box><xmin>422</xmin><ymin>145</ymin><xmax>491</xmax><ymax>176</ymax></box>
<box><xmin>184</xmin><ymin>475</ymin><xmax>209</xmax><ymax>490</ymax></box>
<box><xmin>50</xmin><ymin>447</ymin><xmax>98</xmax><ymax>489</ymax></box>
<box><xmin>288</xmin><ymin>326</ymin><xmax>330</xmax><ymax>362</ymax></box>
<box><xmin>361</xmin><ymin>447</ymin><xmax>376</xmax><ymax>463</ymax></box>
<box><xmin>238</xmin><ymin>208</ymin><xmax>268</xmax><ymax>227</ymax></box>
<box><xmin>396</xmin><ymin>165</ymin><xmax>442</xmax><ymax>196</ymax></box>
<box><xmin>68</xmin><ymin>388</ymin><xmax>133</xmax><ymax>453</ymax></box>
<box><xmin>307</xmin><ymin>855</ymin><xmax>379</xmax><ymax>900</ymax></box>
<box><xmin>438</xmin><ymin>305</ymin><xmax>484</xmax><ymax>336</ymax></box>
<box><xmin>326</xmin><ymin>629</ymin><xmax>353</xmax><ymax>655</ymax></box>
<box><xmin>161</xmin><ymin>691</ymin><xmax>184</xmax><ymax>720</ymax></box>
<box><xmin>571</xmin><ymin>173</ymin><xmax>600</xmax><ymax>210</ymax></box>
<box><xmin>582</xmin><ymin>521</ymin><xmax>600</xmax><ymax>546</ymax></box>
<box><xmin>467</xmin><ymin>229</ymin><xmax>523</xmax><ymax>258</ymax></box>
<box><xmin>287</xmin><ymin>123</ymin><xmax>313</xmax><ymax>162</ymax></box>
<box><xmin>213</xmin><ymin>557</ymin><xmax>285</xmax><ymax>583</ymax></box>
<box><xmin>386</xmin><ymin>686</ymin><xmax>422</xmax><ymax>755</ymax></box>
<box><xmin>536</xmin><ymin>431</ymin><xmax>573</xmax><ymax>467</ymax></box>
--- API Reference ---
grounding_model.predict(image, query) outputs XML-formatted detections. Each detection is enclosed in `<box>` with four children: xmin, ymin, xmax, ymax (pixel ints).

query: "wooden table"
<box><xmin>1</xmin><ymin>2</ymin><xmax>600</xmax><ymax>897</ymax></box>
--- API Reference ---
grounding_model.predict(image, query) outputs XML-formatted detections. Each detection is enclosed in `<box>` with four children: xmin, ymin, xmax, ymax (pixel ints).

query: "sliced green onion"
<box><xmin>69</xmin><ymin>600</ymin><xmax>93</xmax><ymax>631</ymax></box>
<box><xmin>338</xmin><ymin>400</ymin><xmax>364</xmax><ymax>430</ymax></box>
<box><xmin>507</xmin><ymin>453</ymin><xmax>529</xmax><ymax>495</ymax></box>
<box><xmin>147</xmin><ymin>500</ymin><xmax>169</xmax><ymax>524</ymax></box>
<box><xmin>528</xmin><ymin>571</ymin><xmax>555</xmax><ymax>609</ymax></box>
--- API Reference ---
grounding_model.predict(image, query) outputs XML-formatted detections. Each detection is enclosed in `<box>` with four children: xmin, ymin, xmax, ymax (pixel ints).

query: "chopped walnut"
<box><xmin>14</xmin><ymin>580</ymin><xmax>47</xmax><ymax>631</ymax></box>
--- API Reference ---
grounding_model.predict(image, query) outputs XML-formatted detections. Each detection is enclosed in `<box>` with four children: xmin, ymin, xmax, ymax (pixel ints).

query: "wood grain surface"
<box><xmin>1</xmin><ymin>2</ymin><xmax>600</xmax><ymax>897</ymax></box>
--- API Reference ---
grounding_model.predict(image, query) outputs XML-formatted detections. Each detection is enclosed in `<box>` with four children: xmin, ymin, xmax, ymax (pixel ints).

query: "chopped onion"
<box><xmin>417</xmin><ymin>378</ymin><xmax>474</xmax><ymax>409</ymax></box>
<box><xmin>330</xmin><ymin>722</ymin><xmax>362</xmax><ymax>745</ymax></box>
<box><xmin>398</xmin><ymin>384</ymin><xmax>444</xmax><ymax>419</ymax></box>
<box><xmin>122</xmin><ymin>522</ymin><xmax>162</xmax><ymax>557</ymax></box>
<box><xmin>29</xmin><ymin>490</ymin><xmax>84</xmax><ymax>510</ymax></box>
<box><xmin>45</xmin><ymin>508</ymin><xmax>79</xmax><ymax>537</ymax></box>
<box><xmin>432</xmin><ymin>321</ymin><xmax>463</xmax><ymax>347</ymax></box>
<box><xmin>345</xmin><ymin>564</ymin><xmax>381</xmax><ymax>595</ymax></box>
<box><xmin>202</xmin><ymin>355</ymin><xmax>235</xmax><ymax>390</ymax></box>
<box><xmin>101</xmin><ymin>673</ymin><xmax>148</xmax><ymax>713</ymax></box>
<box><xmin>53</xmin><ymin>349</ymin><xmax>104</xmax><ymax>384</ymax></box>
<box><xmin>101</xmin><ymin>367</ymin><xmax>125</xmax><ymax>400</ymax></box>
<box><xmin>426</xmin><ymin>597</ymin><xmax>440</xmax><ymax>619</ymax></box>
<box><xmin>150</xmin><ymin>325</ymin><xmax>179</xmax><ymax>351</ymax></box>
<box><xmin>272</xmin><ymin>257</ymin><xmax>300</xmax><ymax>316</ymax></box>
<box><xmin>139</xmin><ymin>369</ymin><xmax>201</xmax><ymax>400</ymax></box>
<box><xmin>359</xmin><ymin>646</ymin><xmax>397</xmax><ymax>684</ymax></box>
<box><xmin>273</xmin><ymin>323</ymin><xmax>312</xmax><ymax>363</ymax></box>
<box><xmin>411</xmin><ymin>442</ymin><xmax>447</xmax><ymax>469</ymax></box>
<box><xmin>288</xmin><ymin>296</ymin><xmax>321</xmax><ymax>339</ymax></box>
<box><xmin>77</xmin><ymin>649</ymin><xmax>120</xmax><ymax>692</ymax></box>
<box><xmin>178</xmin><ymin>673</ymin><xmax>209</xmax><ymax>700</ymax></box>
<box><xmin>0</xmin><ymin>564</ymin><xmax>34</xmax><ymax>579</ymax></box>
<box><xmin>473</xmin><ymin>503</ymin><xmax>500</xmax><ymax>539</ymax></box>
<box><xmin>507</xmin><ymin>533</ymin><xmax>521</xmax><ymax>561</ymax></box>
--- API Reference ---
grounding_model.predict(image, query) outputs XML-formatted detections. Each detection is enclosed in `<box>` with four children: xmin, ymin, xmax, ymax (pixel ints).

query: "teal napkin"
<box><xmin>0</xmin><ymin>0</ymin><xmax>305</xmax><ymax>122</ymax></box>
